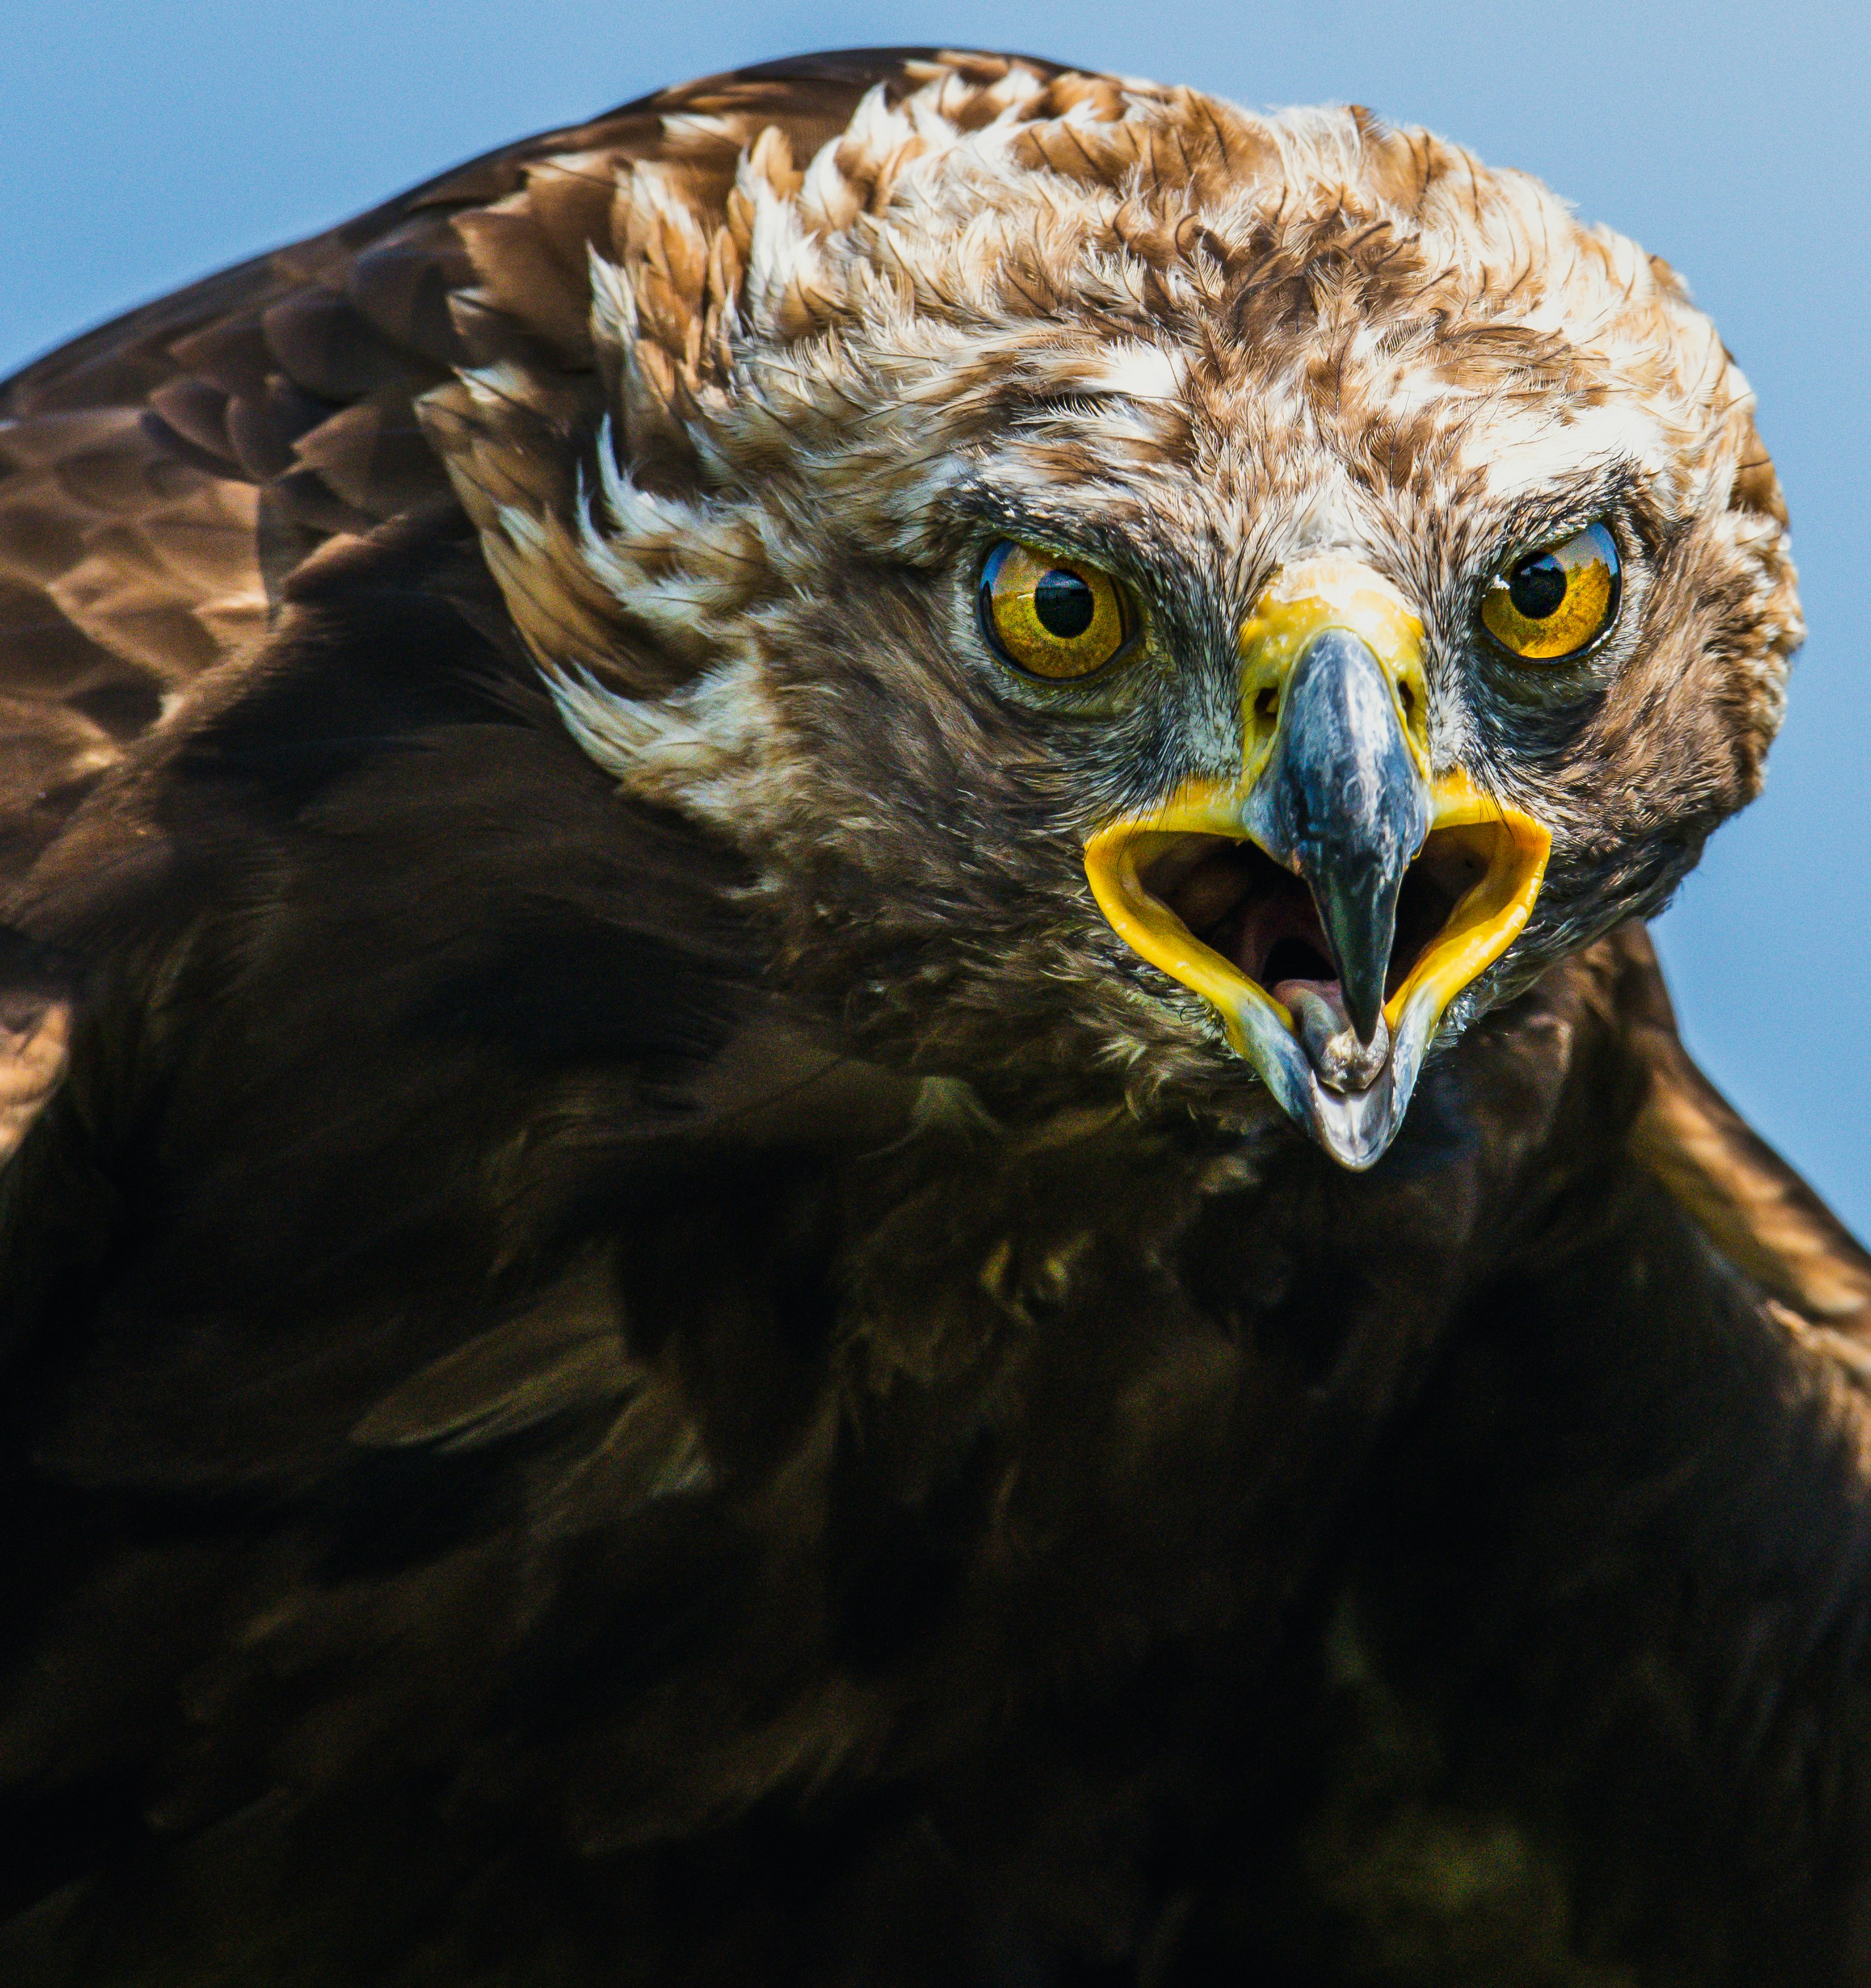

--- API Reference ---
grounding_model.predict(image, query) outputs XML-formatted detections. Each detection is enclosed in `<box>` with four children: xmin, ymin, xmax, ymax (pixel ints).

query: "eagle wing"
<box><xmin>1621</xmin><ymin>924</ymin><xmax>1871</xmax><ymax>1337</ymax></box>
<box><xmin>0</xmin><ymin>47</ymin><xmax>1008</xmax><ymax>889</ymax></box>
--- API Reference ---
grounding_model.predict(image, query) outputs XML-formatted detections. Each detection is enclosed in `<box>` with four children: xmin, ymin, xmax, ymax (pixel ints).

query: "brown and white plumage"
<box><xmin>1</xmin><ymin>47</ymin><xmax>1869</xmax><ymax>1987</ymax></box>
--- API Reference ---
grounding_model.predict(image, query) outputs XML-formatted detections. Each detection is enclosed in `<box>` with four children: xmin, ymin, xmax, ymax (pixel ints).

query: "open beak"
<box><xmin>1084</xmin><ymin>557</ymin><xmax>1550</xmax><ymax>1169</ymax></box>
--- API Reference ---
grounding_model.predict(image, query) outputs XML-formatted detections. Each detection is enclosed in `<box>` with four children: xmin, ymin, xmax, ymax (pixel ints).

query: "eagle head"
<box><xmin>431</xmin><ymin>57</ymin><xmax>1800</xmax><ymax>1169</ymax></box>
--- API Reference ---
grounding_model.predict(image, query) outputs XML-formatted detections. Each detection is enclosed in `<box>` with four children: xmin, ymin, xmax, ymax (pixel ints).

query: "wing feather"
<box><xmin>0</xmin><ymin>49</ymin><xmax>1007</xmax><ymax>891</ymax></box>
<box><xmin>1622</xmin><ymin>924</ymin><xmax>1871</xmax><ymax>1328</ymax></box>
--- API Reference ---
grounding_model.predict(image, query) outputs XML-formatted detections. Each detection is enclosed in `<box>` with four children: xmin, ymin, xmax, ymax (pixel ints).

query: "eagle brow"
<box><xmin>1486</xmin><ymin>462</ymin><xmax>1645</xmax><ymax>559</ymax></box>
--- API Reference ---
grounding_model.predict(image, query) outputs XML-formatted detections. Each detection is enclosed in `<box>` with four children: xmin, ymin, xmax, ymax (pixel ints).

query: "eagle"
<box><xmin>3</xmin><ymin>45</ymin><xmax>1869</xmax><ymax>1987</ymax></box>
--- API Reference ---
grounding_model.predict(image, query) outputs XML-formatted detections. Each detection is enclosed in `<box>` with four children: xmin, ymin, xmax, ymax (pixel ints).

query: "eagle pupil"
<box><xmin>1034</xmin><ymin>570</ymin><xmax>1096</xmax><ymax>638</ymax></box>
<box><xmin>1508</xmin><ymin>552</ymin><xmax>1569</xmax><ymax>620</ymax></box>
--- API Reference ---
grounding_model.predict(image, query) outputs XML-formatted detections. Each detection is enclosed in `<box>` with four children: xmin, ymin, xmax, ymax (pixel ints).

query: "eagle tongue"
<box><xmin>1281</xmin><ymin>981</ymin><xmax>1392</xmax><ymax>1095</ymax></box>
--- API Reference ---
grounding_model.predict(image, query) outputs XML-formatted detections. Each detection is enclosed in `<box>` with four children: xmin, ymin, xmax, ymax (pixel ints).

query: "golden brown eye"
<box><xmin>1479</xmin><ymin>521</ymin><xmax>1622</xmax><ymax>661</ymax></box>
<box><xmin>978</xmin><ymin>540</ymin><xmax>1133</xmax><ymax>680</ymax></box>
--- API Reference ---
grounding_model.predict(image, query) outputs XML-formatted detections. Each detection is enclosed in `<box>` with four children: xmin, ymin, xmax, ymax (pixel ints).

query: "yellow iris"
<box><xmin>978</xmin><ymin>540</ymin><xmax>1133</xmax><ymax>680</ymax></box>
<box><xmin>1479</xmin><ymin>521</ymin><xmax>1622</xmax><ymax>661</ymax></box>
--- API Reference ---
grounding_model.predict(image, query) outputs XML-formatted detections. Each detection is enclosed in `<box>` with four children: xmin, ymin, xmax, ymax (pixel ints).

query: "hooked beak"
<box><xmin>1084</xmin><ymin>558</ymin><xmax>1550</xmax><ymax>1169</ymax></box>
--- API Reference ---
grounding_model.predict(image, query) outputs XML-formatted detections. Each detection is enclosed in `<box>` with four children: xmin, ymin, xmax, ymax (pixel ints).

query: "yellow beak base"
<box><xmin>1084</xmin><ymin>773</ymin><xmax>1550</xmax><ymax>1166</ymax></box>
<box><xmin>1081</xmin><ymin>558</ymin><xmax>1550</xmax><ymax>1168</ymax></box>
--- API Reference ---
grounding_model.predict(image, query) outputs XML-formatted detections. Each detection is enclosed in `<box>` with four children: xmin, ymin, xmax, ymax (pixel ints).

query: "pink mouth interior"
<box><xmin>1139</xmin><ymin>833</ymin><xmax>1487</xmax><ymax>1030</ymax></box>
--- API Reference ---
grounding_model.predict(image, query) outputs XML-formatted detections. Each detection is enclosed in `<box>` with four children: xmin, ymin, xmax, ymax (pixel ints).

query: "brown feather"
<box><xmin>0</xmin><ymin>47</ymin><xmax>1863</xmax><ymax>1988</ymax></box>
<box><xmin>0</xmin><ymin>52</ymin><xmax>975</xmax><ymax>897</ymax></box>
<box><xmin>1624</xmin><ymin>924</ymin><xmax>1871</xmax><ymax>1326</ymax></box>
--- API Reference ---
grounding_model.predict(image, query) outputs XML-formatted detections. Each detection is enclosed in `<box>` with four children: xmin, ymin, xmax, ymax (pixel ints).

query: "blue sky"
<box><xmin>5</xmin><ymin>0</ymin><xmax>1868</xmax><ymax>1225</ymax></box>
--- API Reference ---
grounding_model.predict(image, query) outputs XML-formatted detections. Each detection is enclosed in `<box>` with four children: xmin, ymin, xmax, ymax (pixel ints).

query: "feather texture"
<box><xmin>0</xmin><ymin>47</ymin><xmax>1866</xmax><ymax>1988</ymax></box>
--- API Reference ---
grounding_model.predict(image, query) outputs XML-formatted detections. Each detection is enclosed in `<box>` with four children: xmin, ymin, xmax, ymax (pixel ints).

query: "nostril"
<box><xmin>1397</xmin><ymin>681</ymin><xmax>1416</xmax><ymax>720</ymax></box>
<box><xmin>1253</xmin><ymin>687</ymin><xmax>1278</xmax><ymax>723</ymax></box>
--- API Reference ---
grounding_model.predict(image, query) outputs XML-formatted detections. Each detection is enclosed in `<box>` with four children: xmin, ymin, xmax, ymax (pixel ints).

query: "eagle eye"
<box><xmin>979</xmin><ymin>540</ymin><xmax>1133</xmax><ymax>680</ymax></box>
<box><xmin>1479</xmin><ymin>521</ymin><xmax>1622</xmax><ymax>661</ymax></box>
